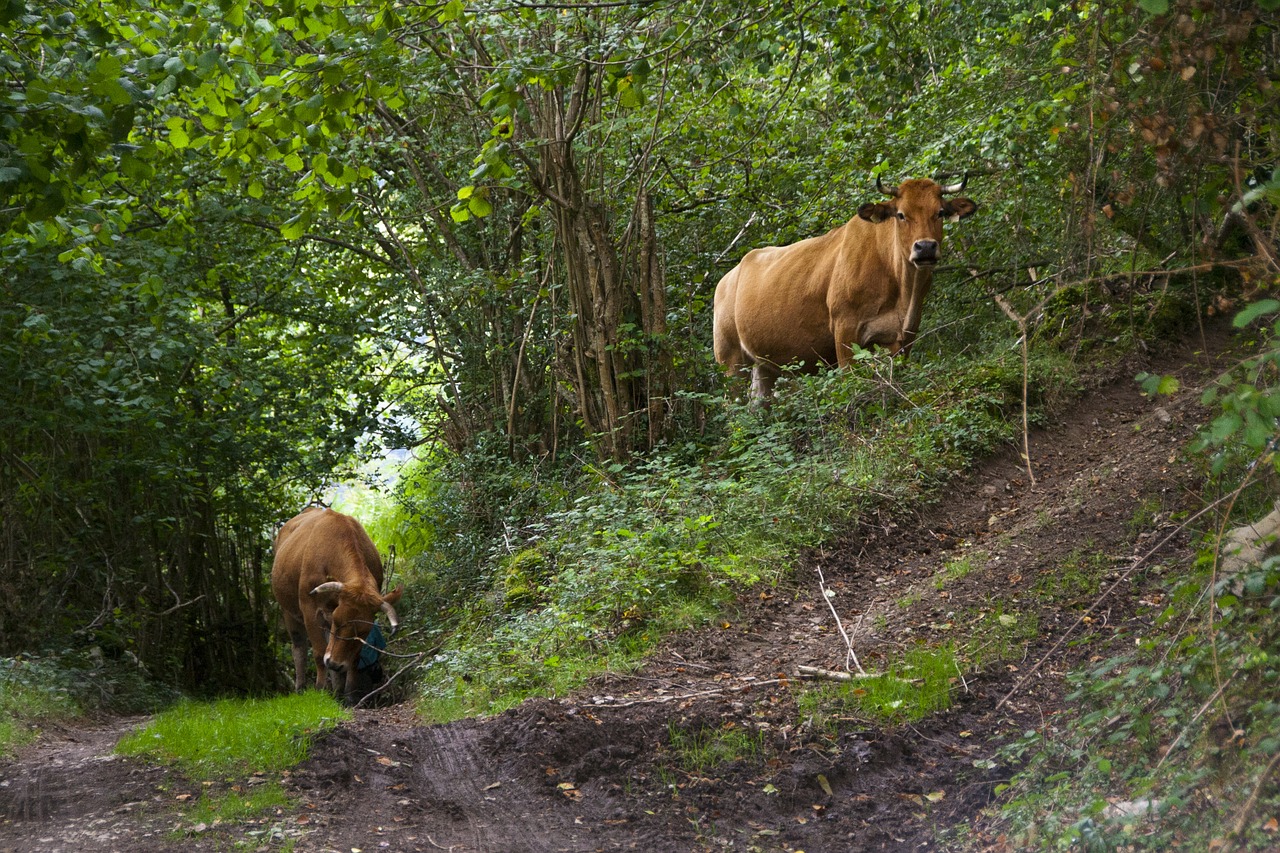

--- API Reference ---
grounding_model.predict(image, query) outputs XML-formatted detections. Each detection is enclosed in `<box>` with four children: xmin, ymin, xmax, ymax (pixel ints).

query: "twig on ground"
<box><xmin>796</xmin><ymin>665</ymin><xmax>916</xmax><ymax>684</ymax></box>
<box><xmin>1232</xmin><ymin>747</ymin><xmax>1280</xmax><ymax>841</ymax></box>
<box><xmin>816</xmin><ymin>564</ymin><xmax>866</xmax><ymax>674</ymax></box>
<box><xmin>589</xmin><ymin>678</ymin><xmax>787</xmax><ymax>709</ymax></box>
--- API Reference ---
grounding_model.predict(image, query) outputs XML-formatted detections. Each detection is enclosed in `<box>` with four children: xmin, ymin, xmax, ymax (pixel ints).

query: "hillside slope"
<box><xmin>0</xmin><ymin>321</ymin><xmax>1241</xmax><ymax>852</ymax></box>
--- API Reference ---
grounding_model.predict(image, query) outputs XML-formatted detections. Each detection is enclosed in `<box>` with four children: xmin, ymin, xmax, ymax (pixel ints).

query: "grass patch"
<box><xmin>798</xmin><ymin>644</ymin><xmax>960</xmax><ymax>729</ymax></box>
<box><xmin>1034</xmin><ymin>545</ymin><xmax>1112</xmax><ymax>603</ymax></box>
<box><xmin>961</xmin><ymin>603</ymin><xmax>1040</xmax><ymax>670</ymax></box>
<box><xmin>115</xmin><ymin>691</ymin><xmax>349</xmax><ymax>780</ymax></box>
<box><xmin>667</xmin><ymin>722</ymin><xmax>766</xmax><ymax>774</ymax></box>
<box><xmin>935</xmin><ymin>556</ymin><xmax>976</xmax><ymax>590</ymax></box>
<box><xmin>168</xmin><ymin>783</ymin><xmax>292</xmax><ymax>838</ymax></box>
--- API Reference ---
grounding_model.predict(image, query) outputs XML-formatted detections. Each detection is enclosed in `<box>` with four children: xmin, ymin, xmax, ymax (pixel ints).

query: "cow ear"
<box><xmin>383</xmin><ymin>584</ymin><xmax>404</xmax><ymax>606</ymax></box>
<box><xmin>943</xmin><ymin>198</ymin><xmax>977</xmax><ymax>222</ymax></box>
<box><xmin>858</xmin><ymin>202</ymin><xmax>894</xmax><ymax>223</ymax></box>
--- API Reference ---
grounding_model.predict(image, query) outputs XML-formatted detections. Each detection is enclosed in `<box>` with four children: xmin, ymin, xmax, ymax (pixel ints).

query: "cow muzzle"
<box><xmin>323</xmin><ymin>652</ymin><xmax>348</xmax><ymax>674</ymax></box>
<box><xmin>910</xmin><ymin>240</ymin><xmax>939</xmax><ymax>266</ymax></box>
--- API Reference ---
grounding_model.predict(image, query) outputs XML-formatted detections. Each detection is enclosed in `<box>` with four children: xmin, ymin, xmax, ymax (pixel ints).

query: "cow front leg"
<box><xmin>305</xmin><ymin>615</ymin><xmax>331</xmax><ymax>692</ymax></box>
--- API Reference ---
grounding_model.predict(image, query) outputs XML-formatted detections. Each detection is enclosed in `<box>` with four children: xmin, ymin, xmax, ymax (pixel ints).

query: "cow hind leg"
<box><xmin>280</xmin><ymin>615</ymin><xmax>312</xmax><ymax>692</ymax></box>
<box><xmin>750</xmin><ymin>363</ymin><xmax>779</xmax><ymax>403</ymax></box>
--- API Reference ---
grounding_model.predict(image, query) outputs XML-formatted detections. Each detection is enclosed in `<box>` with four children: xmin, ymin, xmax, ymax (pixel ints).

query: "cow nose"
<box><xmin>323</xmin><ymin>653</ymin><xmax>346</xmax><ymax>673</ymax></box>
<box><xmin>911</xmin><ymin>240</ymin><xmax>939</xmax><ymax>263</ymax></box>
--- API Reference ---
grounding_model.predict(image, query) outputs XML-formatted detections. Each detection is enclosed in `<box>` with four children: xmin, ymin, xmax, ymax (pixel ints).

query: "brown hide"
<box><xmin>269</xmin><ymin>507</ymin><xmax>403</xmax><ymax>703</ymax></box>
<box><xmin>713</xmin><ymin>178</ymin><xmax>977</xmax><ymax>399</ymax></box>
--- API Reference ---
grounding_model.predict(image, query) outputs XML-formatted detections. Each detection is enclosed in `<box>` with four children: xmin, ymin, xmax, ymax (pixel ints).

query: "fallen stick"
<box><xmin>796</xmin><ymin>665</ymin><xmax>919</xmax><ymax>685</ymax></box>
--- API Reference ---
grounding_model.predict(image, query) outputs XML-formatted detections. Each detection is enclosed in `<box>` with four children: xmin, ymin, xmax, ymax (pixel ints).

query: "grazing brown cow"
<box><xmin>713</xmin><ymin>176</ymin><xmax>977</xmax><ymax>400</ymax></box>
<box><xmin>270</xmin><ymin>506</ymin><xmax>403</xmax><ymax>703</ymax></box>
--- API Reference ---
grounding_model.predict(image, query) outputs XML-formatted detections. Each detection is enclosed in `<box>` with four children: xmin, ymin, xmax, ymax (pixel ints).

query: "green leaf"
<box><xmin>1137</xmin><ymin>0</ymin><xmax>1169</xmax><ymax>12</ymax></box>
<box><xmin>468</xmin><ymin>195</ymin><xmax>492</xmax><ymax>217</ymax></box>
<box><xmin>1233</xmin><ymin>299</ymin><xmax>1280</xmax><ymax>328</ymax></box>
<box><xmin>437</xmin><ymin>0</ymin><xmax>465</xmax><ymax>22</ymax></box>
<box><xmin>280</xmin><ymin>214</ymin><xmax>307</xmax><ymax>240</ymax></box>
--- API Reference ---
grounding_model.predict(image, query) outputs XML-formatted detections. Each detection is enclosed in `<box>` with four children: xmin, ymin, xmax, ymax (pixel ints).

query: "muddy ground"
<box><xmin>0</xmin><ymin>322</ymin><xmax>1242</xmax><ymax>852</ymax></box>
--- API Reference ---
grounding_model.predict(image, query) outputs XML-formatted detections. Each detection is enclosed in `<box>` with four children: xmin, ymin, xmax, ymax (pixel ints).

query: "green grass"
<box><xmin>936</xmin><ymin>556</ymin><xmax>976</xmax><ymax>590</ymax></box>
<box><xmin>169</xmin><ymin>783</ymin><xmax>292</xmax><ymax>837</ymax></box>
<box><xmin>667</xmin><ymin>722</ymin><xmax>766</xmax><ymax>774</ymax></box>
<box><xmin>115</xmin><ymin>691</ymin><xmax>349</xmax><ymax>780</ymax></box>
<box><xmin>798</xmin><ymin>644</ymin><xmax>961</xmax><ymax>729</ymax></box>
<box><xmin>1034</xmin><ymin>545</ymin><xmax>1112</xmax><ymax>603</ymax></box>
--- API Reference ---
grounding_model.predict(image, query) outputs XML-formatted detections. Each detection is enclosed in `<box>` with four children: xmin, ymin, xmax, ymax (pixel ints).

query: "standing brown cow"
<box><xmin>713</xmin><ymin>176</ymin><xmax>977</xmax><ymax>400</ymax></box>
<box><xmin>270</xmin><ymin>506</ymin><xmax>403</xmax><ymax>703</ymax></box>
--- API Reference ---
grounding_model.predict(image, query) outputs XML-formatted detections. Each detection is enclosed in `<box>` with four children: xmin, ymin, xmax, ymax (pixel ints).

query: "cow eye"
<box><xmin>938</xmin><ymin>208</ymin><xmax>947</xmax><ymax>218</ymax></box>
<box><xmin>895</xmin><ymin>211</ymin><xmax>906</xmax><ymax>221</ymax></box>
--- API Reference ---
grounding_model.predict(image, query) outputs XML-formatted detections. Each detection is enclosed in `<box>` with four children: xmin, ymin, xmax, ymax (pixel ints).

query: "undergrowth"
<box><xmin>413</xmin><ymin>346</ymin><xmax>1075</xmax><ymax>721</ymax></box>
<box><xmin>993</xmin><ymin>550</ymin><xmax>1280</xmax><ymax>851</ymax></box>
<box><xmin>989</xmin><ymin>300</ymin><xmax>1280</xmax><ymax>850</ymax></box>
<box><xmin>0</xmin><ymin>649</ymin><xmax>180</xmax><ymax>754</ymax></box>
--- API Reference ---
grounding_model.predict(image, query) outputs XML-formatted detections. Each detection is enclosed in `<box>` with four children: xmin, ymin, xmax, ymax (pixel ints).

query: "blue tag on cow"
<box><xmin>358</xmin><ymin>624</ymin><xmax>386</xmax><ymax>670</ymax></box>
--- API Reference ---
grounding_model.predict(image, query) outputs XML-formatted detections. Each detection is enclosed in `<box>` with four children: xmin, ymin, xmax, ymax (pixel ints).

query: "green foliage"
<box><xmin>0</xmin><ymin>649</ymin><xmax>180</xmax><ymax>753</ymax></box>
<box><xmin>1196</xmin><ymin>300</ymin><xmax>1280</xmax><ymax>475</ymax></box>
<box><xmin>993</xmin><ymin>291</ymin><xmax>1280</xmax><ymax>847</ymax></box>
<box><xmin>115</xmin><ymin>692</ymin><xmax>349</xmax><ymax>780</ymax></box>
<box><xmin>995</xmin><ymin>552</ymin><xmax>1280</xmax><ymax>850</ymax></box>
<box><xmin>412</xmin><ymin>345</ymin><xmax>1063</xmax><ymax>719</ymax></box>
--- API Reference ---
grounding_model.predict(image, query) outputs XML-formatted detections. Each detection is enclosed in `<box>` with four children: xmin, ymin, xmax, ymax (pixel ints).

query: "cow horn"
<box><xmin>310</xmin><ymin>581</ymin><xmax>344</xmax><ymax>596</ymax></box>
<box><xmin>876</xmin><ymin>175</ymin><xmax>899</xmax><ymax>197</ymax></box>
<box><xmin>939</xmin><ymin>172</ymin><xmax>969</xmax><ymax>195</ymax></box>
<box><xmin>380</xmin><ymin>599</ymin><xmax>400</xmax><ymax>635</ymax></box>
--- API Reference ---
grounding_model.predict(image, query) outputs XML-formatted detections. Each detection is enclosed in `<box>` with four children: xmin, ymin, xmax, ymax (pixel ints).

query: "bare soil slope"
<box><xmin>0</xmin><ymin>322</ymin><xmax>1239</xmax><ymax>852</ymax></box>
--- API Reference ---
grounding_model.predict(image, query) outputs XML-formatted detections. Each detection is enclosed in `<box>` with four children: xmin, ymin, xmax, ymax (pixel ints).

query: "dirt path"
<box><xmin>0</xmin><ymin>324</ymin><xmax>1239</xmax><ymax>852</ymax></box>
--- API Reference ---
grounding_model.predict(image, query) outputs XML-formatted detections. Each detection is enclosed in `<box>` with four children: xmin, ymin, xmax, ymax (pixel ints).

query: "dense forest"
<box><xmin>2</xmin><ymin>0</ymin><xmax>1277</xmax><ymax>718</ymax></box>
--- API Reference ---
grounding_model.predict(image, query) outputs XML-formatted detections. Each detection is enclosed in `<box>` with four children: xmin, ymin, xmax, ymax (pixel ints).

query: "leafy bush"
<box><xmin>0</xmin><ymin>648</ymin><xmax>181</xmax><ymax>752</ymax></box>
